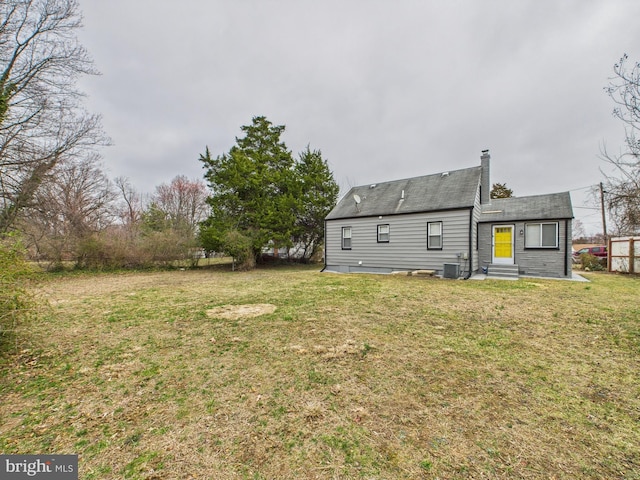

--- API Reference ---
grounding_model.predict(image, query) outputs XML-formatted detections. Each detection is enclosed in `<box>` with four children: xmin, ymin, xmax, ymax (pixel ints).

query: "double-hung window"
<box><xmin>427</xmin><ymin>221</ymin><xmax>443</xmax><ymax>249</ymax></box>
<box><xmin>525</xmin><ymin>222</ymin><xmax>558</xmax><ymax>248</ymax></box>
<box><xmin>377</xmin><ymin>224</ymin><xmax>390</xmax><ymax>243</ymax></box>
<box><xmin>342</xmin><ymin>227</ymin><xmax>352</xmax><ymax>250</ymax></box>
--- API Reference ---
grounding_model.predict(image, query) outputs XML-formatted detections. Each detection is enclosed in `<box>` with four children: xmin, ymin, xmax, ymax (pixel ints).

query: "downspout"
<box><xmin>321</xmin><ymin>219</ymin><xmax>328</xmax><ymax>272</ymax></box>
<box><xmin>464</xmin><ymin>207</ymin><xmax>474</xmax><ymax>279</ymax></box>
<box><xmin>564</xmin><ymin>219</ymin><xmax>569</xmax><ymax>277</ymax></box>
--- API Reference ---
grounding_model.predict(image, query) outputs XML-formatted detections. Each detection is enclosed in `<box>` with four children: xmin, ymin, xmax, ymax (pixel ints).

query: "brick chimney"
<box><xmin>480</xmin><ymin>150</ymin><xmax>490</xmax><ymax>204</ymax></box>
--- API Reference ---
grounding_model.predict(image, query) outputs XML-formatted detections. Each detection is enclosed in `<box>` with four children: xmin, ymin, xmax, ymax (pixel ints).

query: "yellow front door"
<box><xmin>493</xmin><ymin>226</ymin><xmax>514</xmax><ymax>264</ymax></box>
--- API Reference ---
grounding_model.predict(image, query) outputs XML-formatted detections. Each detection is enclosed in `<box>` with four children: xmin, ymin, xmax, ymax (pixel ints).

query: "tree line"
<box><xmin>23</xmin><ymin>169</ymin><xmax>212</xmax><ymax>269</ymax></box>
<box><xmin>8</xmin><ymin>115</ymin><xmax>339</xmax><ymax>271</ymax></box>
<box><xmin>13</xmin><ymin>112</ymin><xmax>341</xmax><ymax>271</ymax></box>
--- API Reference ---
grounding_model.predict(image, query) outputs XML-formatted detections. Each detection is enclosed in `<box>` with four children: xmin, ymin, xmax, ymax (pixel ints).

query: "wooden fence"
<box><xmin>608</xmin><ymin>236</ymin><xmax>640</xmax><ymax>273</ymax></box>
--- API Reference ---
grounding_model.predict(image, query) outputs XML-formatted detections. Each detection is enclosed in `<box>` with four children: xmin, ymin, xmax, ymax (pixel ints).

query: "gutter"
<box><xmin>464</xmin><ymin>208</ymin><xmax>474</xmax><ymax>279</ymax></box>
<box><xmin>321</xmin><ymin>219</ymin><xmax>328</xmax><ymax>272</ymax></box>
<box><xmin>327</xmin><ymin>204</ymin><xmax>477</xmax><ymax>222</ymax></box>
<box><xmin>564</xmin><ymin>219</ymin><xmax>569</xmax><ymax>277</ymax></box>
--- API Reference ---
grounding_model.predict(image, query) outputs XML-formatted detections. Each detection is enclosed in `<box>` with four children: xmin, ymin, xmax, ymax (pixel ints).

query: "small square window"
<box><xmin>342</xmin><ymin>227</ymin><xmax>352</xmax><ymax>250</ymax></box>
<box><xmin>377</xmin><ymin>224</ymin><xmax>390</xmax><ymax>243</ymax></box>
<box><xmin>427</xmin><ymin>221</ymin><xmax>443</xmax><ymax>249</ymax></box>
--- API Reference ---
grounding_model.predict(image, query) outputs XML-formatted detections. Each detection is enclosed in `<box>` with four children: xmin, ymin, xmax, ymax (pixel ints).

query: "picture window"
<box><xmin>525</xmin><ymin>222</ymin><xmax>558</xmax><ymax>248</ymax></box>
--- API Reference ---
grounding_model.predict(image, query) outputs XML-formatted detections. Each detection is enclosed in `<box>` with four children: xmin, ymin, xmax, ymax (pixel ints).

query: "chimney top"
<box><xmin>480</xmin><ymin>149</ymin><xmax>490</xmax><ymax>204</ymax></box>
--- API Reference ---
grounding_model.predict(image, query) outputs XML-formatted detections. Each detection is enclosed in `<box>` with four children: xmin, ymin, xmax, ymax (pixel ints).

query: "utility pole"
<box><xmin>599</xmin><ymin>182</ymin><xmax>608</xmax><ymax>240</ymax></box>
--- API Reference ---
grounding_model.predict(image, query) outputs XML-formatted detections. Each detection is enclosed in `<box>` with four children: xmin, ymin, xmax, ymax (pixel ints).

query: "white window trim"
<box><xmin>427</xmin><ymin>221</ymin><xmax>443</xmax><ymax>250</ymax></box>
<box><xmin>342</xmin><ymin>226</ymin><xmax>352</xmax><ymax>250</ymax></box>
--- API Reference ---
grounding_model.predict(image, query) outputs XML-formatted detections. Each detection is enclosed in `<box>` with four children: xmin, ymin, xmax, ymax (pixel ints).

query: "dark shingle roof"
<box><xmin>326</xmin><ymin>166</ymin><xmax>481</xmax><ymax>220</ymax></box>
<box><xmin>479</xmin><ymin>192</ymin><xmax>573</xmax><ymax>222</ymax></box>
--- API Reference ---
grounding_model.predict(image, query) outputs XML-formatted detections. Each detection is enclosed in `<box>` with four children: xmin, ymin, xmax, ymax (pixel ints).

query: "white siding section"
<box><xmin>325</xmin><ymin>210</ymin><xmax>472</xmax><ymax>274</ymax></box>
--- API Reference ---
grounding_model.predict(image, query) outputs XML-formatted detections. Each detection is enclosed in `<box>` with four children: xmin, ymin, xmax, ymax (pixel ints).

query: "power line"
<box><xmin>568</xmin><ymin>184</ymin><xmax>597</xmax><ymax>192</ymax></box>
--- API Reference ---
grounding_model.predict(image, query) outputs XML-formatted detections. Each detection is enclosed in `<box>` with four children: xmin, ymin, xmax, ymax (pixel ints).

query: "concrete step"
<box><xmin>488</xmin><ymin>264</ymin><xmax>519</xmax><ymax>278</ymax></box>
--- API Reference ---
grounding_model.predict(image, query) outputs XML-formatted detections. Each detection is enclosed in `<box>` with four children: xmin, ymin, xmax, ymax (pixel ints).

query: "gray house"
<box><xmin>324</xmin><ymin>151</ymin><xmax>573</xmax><ymax>278</ymax></box>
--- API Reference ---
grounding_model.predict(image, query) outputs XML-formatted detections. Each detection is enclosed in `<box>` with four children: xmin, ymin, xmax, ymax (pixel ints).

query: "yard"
<box><xmin>1</xmin><ymin>265</ymin><xmax>638</xmax><ymax>479</ymax></box>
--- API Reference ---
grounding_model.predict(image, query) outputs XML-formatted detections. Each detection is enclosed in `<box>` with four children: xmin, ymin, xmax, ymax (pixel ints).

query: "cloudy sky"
<box><xmin>76</xmin><ymin>0</ymin><xmax>640</xmax><ymax>235</ymax></box>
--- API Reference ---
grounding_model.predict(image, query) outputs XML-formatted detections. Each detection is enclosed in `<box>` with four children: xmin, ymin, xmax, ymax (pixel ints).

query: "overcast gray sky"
<box><xmin>76</xmin><ymin>0</ymin><xmax>640</xmax><ymax>235</ymax></box>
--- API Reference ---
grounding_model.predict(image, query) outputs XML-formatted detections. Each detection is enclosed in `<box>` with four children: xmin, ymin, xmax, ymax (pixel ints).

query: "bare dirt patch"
<box><xmin>206</xmin><ymin>303</ymin><xmax>277</xmax><ymax>320</ymax></box>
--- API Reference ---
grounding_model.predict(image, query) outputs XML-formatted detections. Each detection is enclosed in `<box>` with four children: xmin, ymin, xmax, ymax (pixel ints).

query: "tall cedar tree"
<box><xmin>199</xmin><ymin>117</ymin><xmax>339</xmax><ymax>264</ymax></box>
<box><xmin>490</xmin><ymin>182</ymin><xmax>514</xmax><ymax>199</ymax></box>
<box><xmin>199</xmin><ymin>116</ymin><xmax>298</xmax><ymax>262</ymax></box>
<box><xmin>294</xmin><ymin>146</ymin><xmax>340</xmax><ymax>260</ymax></box>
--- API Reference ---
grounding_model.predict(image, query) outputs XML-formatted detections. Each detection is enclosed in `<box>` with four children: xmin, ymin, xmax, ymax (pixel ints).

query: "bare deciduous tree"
<box><xmin>601</xmin><ymin>54</ymin><xmax>640</xmax><ymax>234</ymax></box>
<box><xmin>0</xmin><ymin>0</ymin><xmax>108</xmax><ymax>234</ymax></box>
<box><xmin>22</xmin><ymin>156</ymin><xmax>115</xmax><ymax>265</ymax></box>
<box><xmin>149</xmin><ymin>175</ymin><xmax>210</xmax><ymax>234</ymax></box>
<box><xmin>571</xmin><ymin>219</ymin><xmax>586</xmax><ymax>241</ymax></box>
<box><xmin>114</xmin><ymin>176</ymin><xmax>144</xmax><ymax>238</ymax></box>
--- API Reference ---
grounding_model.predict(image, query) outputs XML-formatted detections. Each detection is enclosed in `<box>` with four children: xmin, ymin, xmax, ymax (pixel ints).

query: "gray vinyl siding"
<box><xmin>477</xmin><ymin>219</ymin><xmax>572</xmax><ymax>278</ymax></box>
<box><xmin>477</xmin><ymin>224</ymin><xmax>490</xmax><ymax>270</ymax></box>
<box><xmin>325</xmin><ymin>209</ymin><xmax>472</xmax><ymax>275</ymax></box>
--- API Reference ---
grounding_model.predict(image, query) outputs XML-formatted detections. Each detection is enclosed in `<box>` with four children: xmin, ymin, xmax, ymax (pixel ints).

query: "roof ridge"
<box><xmin>350</xmin><ymin>165</ymin><xmax>481</xmax><ymax>189</ymax></box>
<box><xmin>488</xmin><ymin>191</ymin><xmax>571</xmax><ymax>201</ymax></box>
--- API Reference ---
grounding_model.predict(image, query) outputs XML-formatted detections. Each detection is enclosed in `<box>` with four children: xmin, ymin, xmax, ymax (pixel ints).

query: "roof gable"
<box><xmin>326</xmin><ymin>166</ymin><xmax>481</xmax><ymax>220</ymax></box>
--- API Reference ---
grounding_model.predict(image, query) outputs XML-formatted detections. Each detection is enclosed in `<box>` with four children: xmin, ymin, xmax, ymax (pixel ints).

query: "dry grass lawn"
<box><xmin>1</xmin><ymin>265</ymin><xmax>639</xmax><ymax>479</ymax></box>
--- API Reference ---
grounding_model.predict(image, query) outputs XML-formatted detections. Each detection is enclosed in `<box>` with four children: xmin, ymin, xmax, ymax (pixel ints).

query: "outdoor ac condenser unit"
<box><xmin>443</xmin><ymin>263</ymin><xmax>460</xmax><ymax>279</ymax></box>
